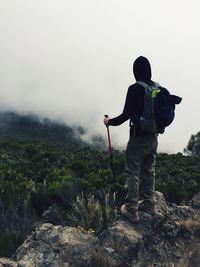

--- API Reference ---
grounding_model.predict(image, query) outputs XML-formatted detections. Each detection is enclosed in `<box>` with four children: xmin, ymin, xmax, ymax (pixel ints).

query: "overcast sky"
<box><xmin>0</xmin><ymin>0</ymin><xmax>199</xmax><ymax>153</ymax></box>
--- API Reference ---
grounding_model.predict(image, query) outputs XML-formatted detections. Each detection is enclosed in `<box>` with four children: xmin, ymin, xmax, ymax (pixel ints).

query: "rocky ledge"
<box><xmin>1</xmin><ymin>192</ymin><xmax>200</xmax><ymax>267</ymax></box>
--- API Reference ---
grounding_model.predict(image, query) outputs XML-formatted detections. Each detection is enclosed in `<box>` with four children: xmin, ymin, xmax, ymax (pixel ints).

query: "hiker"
<box><xmin>104</xmin><ymin>56</ymin><xmax>160</xmax><ymax>223</ymax></box>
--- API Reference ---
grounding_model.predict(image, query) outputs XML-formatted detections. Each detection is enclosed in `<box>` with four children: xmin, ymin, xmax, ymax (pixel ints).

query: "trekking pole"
<box><xmin>104</xmin><ymin>115</ymin><xmax>116</xmax><ymax>208</ymax></box>
<box><xmin>104</xmin><ymin>115</ymin><xmax>113</xmax><ymax>161</ymax></box>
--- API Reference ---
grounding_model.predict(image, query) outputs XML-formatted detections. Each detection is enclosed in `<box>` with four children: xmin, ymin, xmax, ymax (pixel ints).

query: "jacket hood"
<box><xmin>133</xmin><ymin>56</ymin><xmax>152</xmax><ymax>82</ymax></box>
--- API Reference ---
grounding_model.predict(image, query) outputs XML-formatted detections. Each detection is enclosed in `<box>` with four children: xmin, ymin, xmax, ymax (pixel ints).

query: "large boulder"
<box><xmin>16</xmin><ymin>224</ymin><xmax>98</xmax><ymax>267</ymax></box>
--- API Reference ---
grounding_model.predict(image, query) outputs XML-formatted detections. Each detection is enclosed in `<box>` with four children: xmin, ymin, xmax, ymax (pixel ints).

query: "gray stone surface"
<box><xmin>0</xmin><ymin>258</ymin><xmax>18</xmax><ymax>267</ymax></box>
<box><xmin>16</xmin><ymin>223</ymin><xmax>98</xmax><ymax>267</ymax></box>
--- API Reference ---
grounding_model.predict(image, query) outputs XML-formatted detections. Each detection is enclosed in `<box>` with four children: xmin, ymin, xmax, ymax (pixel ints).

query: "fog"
<box><xmin>0</xmin><ymin>0</ymin><xmax>200</xmax><ymax>153</ymax></box>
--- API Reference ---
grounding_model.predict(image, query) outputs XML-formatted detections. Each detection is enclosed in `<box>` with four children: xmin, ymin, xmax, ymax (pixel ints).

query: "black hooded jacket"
<box><xmin>108</xmin><ymin>56</ymin><xmax>152</xmax><ymax>128</ymax></box>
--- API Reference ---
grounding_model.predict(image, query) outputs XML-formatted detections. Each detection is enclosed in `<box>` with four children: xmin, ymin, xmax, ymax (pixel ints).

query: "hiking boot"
<box><xmin>120</xmin><ymin>204</ymin><xmax>139</xmax><ymax>224</ymax></box>
<box><xmin>138</xmin><ymin>200</ymin><xmax>159</xmax><ymax>216</ymax></box>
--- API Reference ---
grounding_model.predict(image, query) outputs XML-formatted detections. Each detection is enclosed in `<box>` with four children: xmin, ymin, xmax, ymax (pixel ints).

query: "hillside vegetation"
<box><xmin>0</xmin><ymin>112</ymin><xmax>199</xmax><ymax>257</ymax></box>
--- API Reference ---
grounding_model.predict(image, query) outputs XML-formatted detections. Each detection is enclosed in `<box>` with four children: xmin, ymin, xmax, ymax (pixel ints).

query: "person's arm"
<box><xmin>108</xmin><ymin>86</ymin><xmax>134</xmax><ymax>126</ymax></box>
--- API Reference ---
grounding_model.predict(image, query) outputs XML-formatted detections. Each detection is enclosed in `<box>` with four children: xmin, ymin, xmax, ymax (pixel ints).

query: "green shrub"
<box><xmin>0</xmin><ymin>229</ymin><xmax>23</xmax><ymax>257</ymax></box>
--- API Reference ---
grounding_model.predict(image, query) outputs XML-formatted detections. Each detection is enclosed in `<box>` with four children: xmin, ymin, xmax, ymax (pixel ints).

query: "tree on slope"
<box><xmin>184</xmin><ymin>132</ymin><xmax>200</xmax><ymax>158</ymax></box>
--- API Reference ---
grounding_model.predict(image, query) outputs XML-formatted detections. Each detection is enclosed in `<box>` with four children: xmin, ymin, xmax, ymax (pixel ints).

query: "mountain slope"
<box><xmin>0</xmin><ymin>111</ymin><xmax>87</xmax><ymax>151</ymax></box>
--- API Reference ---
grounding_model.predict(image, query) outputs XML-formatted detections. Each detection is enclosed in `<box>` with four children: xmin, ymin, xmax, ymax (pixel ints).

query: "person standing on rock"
<box><xmin>104</xmin><ymin>56</ymin><xmax>159</xmax><ymax>223</ymax></box>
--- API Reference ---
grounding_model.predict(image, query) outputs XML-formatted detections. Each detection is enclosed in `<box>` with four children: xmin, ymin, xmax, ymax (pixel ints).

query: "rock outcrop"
<box><xmin>1</xmin><ymin>192</ymin><xmax>200</xmax><ymax>267</ymax></box>
<box><xmin>0</xmin><ymin>258</ymin><xmax>18</xmax><ymax>267</ymax></box>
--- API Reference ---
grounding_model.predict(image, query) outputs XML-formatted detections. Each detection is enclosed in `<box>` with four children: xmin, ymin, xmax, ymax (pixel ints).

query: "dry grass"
<box><xmin>91</xmin><ymin>250</ymin><xmax>116</xmax><ymax>267</ymax></box>
<box><xmin>181</xmin><ymin>214</ymin><xmax>200</xmax><ymax>236</ymax></box>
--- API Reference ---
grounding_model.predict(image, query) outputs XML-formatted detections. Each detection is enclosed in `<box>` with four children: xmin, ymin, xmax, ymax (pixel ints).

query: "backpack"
<box><xmin>136</xmin><ymin>81</ymin><xmax>181</xmax><ymax>134</ymax></box>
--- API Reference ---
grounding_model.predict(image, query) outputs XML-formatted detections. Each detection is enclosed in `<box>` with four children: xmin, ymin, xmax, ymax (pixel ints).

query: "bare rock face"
<box><xmin>16</xmin><ymin>224</ymin><xmax>98</xmax><ymax>267</ymax></box>
<box><xmin>0</xmin><ymin>258</ymin><xmax>18</xmax><ymax>267</ymax></box>
<box><xmin>1</xmin><ymin>191</ymin><xmax>200</xmax><ymax>267</ymax></box>
<box><xmin>97</xmin><ymin>220</ymin><xmax>143</xmax><ymax>267</ymax></box>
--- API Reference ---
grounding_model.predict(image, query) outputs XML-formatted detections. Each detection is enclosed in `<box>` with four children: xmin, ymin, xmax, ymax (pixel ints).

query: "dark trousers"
<box><xmin>125</xmin><ymin>134</ymin><xmax>158</xmax><ymax>211</ymax></box>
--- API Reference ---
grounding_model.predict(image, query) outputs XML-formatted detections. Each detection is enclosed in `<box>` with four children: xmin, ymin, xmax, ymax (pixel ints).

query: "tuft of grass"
<box><xmin>92</xmin><ymin>250</ymin><xmax>116</xmax><ymax>267</ymax></box>
<box><xmin>67</xmin><ymin>192</ymin><xmax>117</xmax><ymax>233</ymax></box>
<box><xmin>180</xmin><ymin>215</ymin><xmax>200</xmax><ymax>237</ymax></box>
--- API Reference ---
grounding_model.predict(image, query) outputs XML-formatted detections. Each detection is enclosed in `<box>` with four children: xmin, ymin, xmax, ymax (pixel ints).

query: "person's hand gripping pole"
<box><xmin>104</xmin><ymin>115</ymin><xmax>112</xmax><ymax>159</ymax></box>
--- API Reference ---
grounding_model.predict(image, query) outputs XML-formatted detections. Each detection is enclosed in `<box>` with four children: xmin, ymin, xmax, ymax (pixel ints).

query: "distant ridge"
<box><xmin>0</xmin><ymin>111</ymin><xmax>86</xmax><ymax>151</ymax></box>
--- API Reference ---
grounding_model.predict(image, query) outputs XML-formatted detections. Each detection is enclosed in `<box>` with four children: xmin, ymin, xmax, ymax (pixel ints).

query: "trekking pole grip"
<box><xmin>104</xmin><ymin>114</ymin><xmax>109</xmax><ymax>128</ymax></box>
<box><xmin>104</xmin><ymin>115</ymin><xmax>112</xmax><ymax>157</ymax></box>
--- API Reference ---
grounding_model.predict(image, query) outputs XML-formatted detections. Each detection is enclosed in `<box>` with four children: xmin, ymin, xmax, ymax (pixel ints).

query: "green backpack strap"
<box><xmin>136</xmin><ymin>81</ymin><xmax>149</xmax><ymax>88</ymax></box>
<box><xmin>137</xmin><ymin>81</ymin><xmax>161</xmax><ymax>97</ymax></box>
